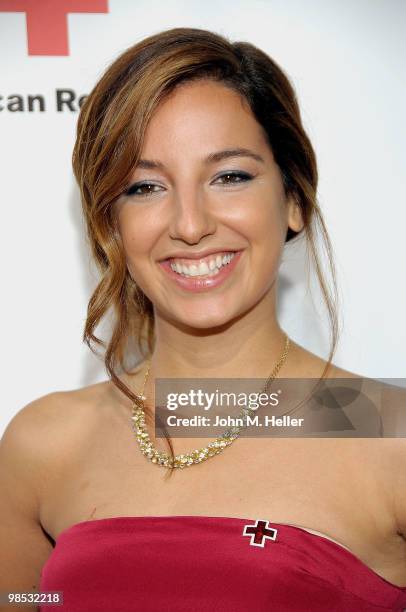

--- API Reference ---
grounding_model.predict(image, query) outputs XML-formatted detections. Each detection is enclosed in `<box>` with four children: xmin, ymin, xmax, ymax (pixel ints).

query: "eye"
<box><xmin>213</xmin><ymin>171</ymin><xmax>254</xmax><ymax>186</ymax></box>
<box><xmin>124</xmin><ymin>182</ymin><xmax>164</xmax><ymax>198</ymax></box>
<box><xmin>124</xmin><ymin>171</ymin><xmax>254</xmax><ymax>199</ymax></box>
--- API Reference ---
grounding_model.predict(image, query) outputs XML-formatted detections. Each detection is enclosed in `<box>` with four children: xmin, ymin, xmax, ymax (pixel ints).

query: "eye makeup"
<box><xmin>124</xmin><ymin>170</ymin><xmax>254</xmax><ymax>198</ymax></box>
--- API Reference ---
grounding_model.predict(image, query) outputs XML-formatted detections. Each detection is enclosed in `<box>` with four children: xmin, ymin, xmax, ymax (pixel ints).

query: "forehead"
<box><xmin>141</xmin><ymin>79</ymin><xmax>271</xmax><ymax>156</ymax></box>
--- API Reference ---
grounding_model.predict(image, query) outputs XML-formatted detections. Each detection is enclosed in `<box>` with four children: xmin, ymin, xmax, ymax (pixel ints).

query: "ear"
<box><xmin>286</xmin><ymin>194</ymin><xmax>304</xmax><ymax>233</ymax></box>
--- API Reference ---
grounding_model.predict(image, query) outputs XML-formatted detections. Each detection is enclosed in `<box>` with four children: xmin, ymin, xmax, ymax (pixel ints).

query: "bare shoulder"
<box><xmin>3</xmin><ymin>382</ymin><xmax>110</xmax><ymax>443</ymax></box>
<box><xmin>0</xmin><ymin>377</ymin><xmax>129</xmax><ymax>483</ymax></box>
<box><xmin>1</xmin><ymin>361</ymin><xmax>146</xmax><ymax>470</ymax></box>
<box><xmin>0</xmin><ymin>387</ymin><xmax>99</xmax><ymax>495</ymax></box>
<box><xmin>0</xmin><ymin>390</ymin><xmax>85</xmax><ymax>471</ymax></box>
<box><xmin>290</xmin><ymin>340</ymin><xmax>406</xmax><ymax>512</ymax></box>
<box><xmin>288</xmin><ymin>338</ymin><xmax>362</xmax><ymax>379</ymax></box>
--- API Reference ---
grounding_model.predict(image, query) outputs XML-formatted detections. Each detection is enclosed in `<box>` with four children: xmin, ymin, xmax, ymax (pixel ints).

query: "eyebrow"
<box><xmin>135</xmin><ymin>147</ymin><xmax>265</xmax><ymax>170</ymax></box>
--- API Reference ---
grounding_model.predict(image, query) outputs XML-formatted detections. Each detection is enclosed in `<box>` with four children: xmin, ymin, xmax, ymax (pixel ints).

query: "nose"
<box><xmin>168</xmin><ymin>186</ymin><xmax>216</xmax><ymax>245</ymax></box>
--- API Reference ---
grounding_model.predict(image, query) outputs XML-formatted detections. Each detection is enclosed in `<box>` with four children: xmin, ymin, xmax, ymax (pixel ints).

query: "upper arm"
<box><xmin>379</xmin><ymin>384</ymin><xmax>406</xmax><ymax>536</ymax></box>
<box><xmin>0</xmin><ymin>394</ymin><xmax>61</xmax><ymax>597</ymax></box>
<box><xmin>391</xmin><ymin>438</ymin><xmax>406</xmax><ymax>537</ymax></box>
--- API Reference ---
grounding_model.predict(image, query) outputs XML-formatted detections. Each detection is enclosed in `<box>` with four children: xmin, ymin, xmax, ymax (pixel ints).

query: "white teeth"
<box><xmin>170</xmin><ymin>252</ymin><xmax>236</xmax><ymax>278</ymax></box>
<box><xmin>189</xmin><ymin>264</ymin><xmax>198</xmax><ymax>277</ymax></box>
<box><xmin>198</xmin><ymin>262</ymin><xmax>210</xmax><ymax>275</ymax></box>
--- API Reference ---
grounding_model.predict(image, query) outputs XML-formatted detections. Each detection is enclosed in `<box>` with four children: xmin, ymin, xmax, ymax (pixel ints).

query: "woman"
<box><xmin>1</xmin><ymin>26</ymin><xmax>405</xmax><ymax>611</ymax></box>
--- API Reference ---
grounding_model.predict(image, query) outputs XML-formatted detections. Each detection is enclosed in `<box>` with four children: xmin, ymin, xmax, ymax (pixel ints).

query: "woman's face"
<box><xmin>115</xmin><ymin>79</ymin><xmax>303</xmax><ymax>329</ymax></box>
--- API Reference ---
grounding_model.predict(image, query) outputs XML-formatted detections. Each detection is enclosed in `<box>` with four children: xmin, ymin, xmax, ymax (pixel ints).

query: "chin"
<box><xmin>162</xmin><ymin>303</ymin><xmax>242</xmax><ymax>331</ymax></box>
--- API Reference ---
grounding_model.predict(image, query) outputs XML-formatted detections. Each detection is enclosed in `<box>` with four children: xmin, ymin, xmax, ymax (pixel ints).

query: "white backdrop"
<box><xmin>1</xmin><ymin>0</ymin><xmax>405</xmax><ymax>435</ymax></box>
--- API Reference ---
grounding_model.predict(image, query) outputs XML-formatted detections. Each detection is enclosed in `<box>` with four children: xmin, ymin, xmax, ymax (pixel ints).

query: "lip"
<box><xmin>158</xmin><ymin>248</ymin><xmax>239</xmax><ymax>262</ymax></box>
<box><xmin>158</xmin><ymin>250</ymin><xmax>243</xmax><ymax>293</ymax></box>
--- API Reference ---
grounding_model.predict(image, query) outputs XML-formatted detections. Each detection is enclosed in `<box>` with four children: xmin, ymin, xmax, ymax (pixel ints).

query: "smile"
<box><xmin>170</xmin><ymin>251</ymin><xmax>235</xmax><ymax>278</ymax></box>
<box><xmin>158</xmin><ymin>250</ymin><xmax>243</xmax><ymax>292</ymax></box>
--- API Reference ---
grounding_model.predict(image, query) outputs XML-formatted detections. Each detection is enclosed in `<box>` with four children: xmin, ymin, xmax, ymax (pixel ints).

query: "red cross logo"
<box><xmin>0</xmin><ymin>0</ymin><xmax>108</xmax><ymax>56</ymax></box>
<box><xmin>242</xmin><ymin>519</ymin><xmax>278</xmax><ymax>548</ymax></box>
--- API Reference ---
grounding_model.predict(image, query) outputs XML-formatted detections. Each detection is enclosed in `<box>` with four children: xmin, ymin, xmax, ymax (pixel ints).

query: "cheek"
<box><xmin>118</xmin><ymin>206</ymin><xmax>158</xmax><ymax>254</ymax></box>
<box><xmin>239</xmin><ymin>196</ymin><xmax>287</xmax><ymax>293</ymax></box>
<box><xmin>236</xmin><ymin>192</ymin><xmax>287</xmax><ymax>249</ymax></box>
<box><xmin>117</xmin><ymin>210</ymin><xmax>158</xmax><ymax>276</ymax></box>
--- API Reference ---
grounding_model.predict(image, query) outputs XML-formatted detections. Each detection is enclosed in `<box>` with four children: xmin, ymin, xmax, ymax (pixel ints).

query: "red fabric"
<box><xmin>39</xmin><ymin>515</ymin><xmax>406</xmax><ymax>611</ymax></box>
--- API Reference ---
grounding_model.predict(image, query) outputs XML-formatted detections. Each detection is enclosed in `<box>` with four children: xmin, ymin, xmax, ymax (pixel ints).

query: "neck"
<box><xmin>148</xmin><ymin>290</ymin><xmax>288</xmax><ymax>381</ymax></box>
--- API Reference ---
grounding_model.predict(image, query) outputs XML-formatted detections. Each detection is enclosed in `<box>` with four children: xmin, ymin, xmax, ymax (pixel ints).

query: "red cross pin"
<box><xmin>242</xmin><ymin>519</ymin><xmax>278</xmax><ymax>548</ymax></box>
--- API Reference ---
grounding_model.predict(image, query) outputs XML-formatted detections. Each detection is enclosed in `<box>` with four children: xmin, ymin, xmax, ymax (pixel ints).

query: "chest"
<box><xmin>40</xmin><ymin>423</ymin><xmax>406</xmax><ymax>586</ymax></box>
<box><xmin>43</xmin><ymin>429</ymin><xmax>390</xmax><ymax>538</ymax></box>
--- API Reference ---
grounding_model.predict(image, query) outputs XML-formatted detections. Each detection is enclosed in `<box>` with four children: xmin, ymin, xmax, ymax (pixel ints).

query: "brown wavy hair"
<box><xmin>72</xmin><ymin>26</ymin><xmax>339</xmax><ymax>475</ymax></box>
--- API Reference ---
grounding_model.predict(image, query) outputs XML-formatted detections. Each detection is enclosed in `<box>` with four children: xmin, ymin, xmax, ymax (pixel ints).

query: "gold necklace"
<box><xmin>130</xmin><ymin>334</ymin><xmax>290</xmax><ymax>469</ymax></box>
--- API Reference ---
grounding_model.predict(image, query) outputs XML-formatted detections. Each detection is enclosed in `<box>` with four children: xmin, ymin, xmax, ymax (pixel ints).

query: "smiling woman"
<box><xmin>114</xmin><ymin>81</ymin><xmax>305</xmax><ymax>324</ymax></box>
<box><xmin>74</xmin><ymin>29</ymin><xmax>338</xmax><ymax>390</ymax></box>
<box><xmin>1</xmin><ymin>25</ymin><xmax>406</xmax><ymax>612</ymax></box>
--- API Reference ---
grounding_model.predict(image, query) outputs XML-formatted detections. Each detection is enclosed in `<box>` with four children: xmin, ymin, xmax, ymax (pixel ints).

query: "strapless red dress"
<box><xmin>39</xmin><ymin>515</ymin><xmax>406</xmax><ymax>611</ymax></box>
